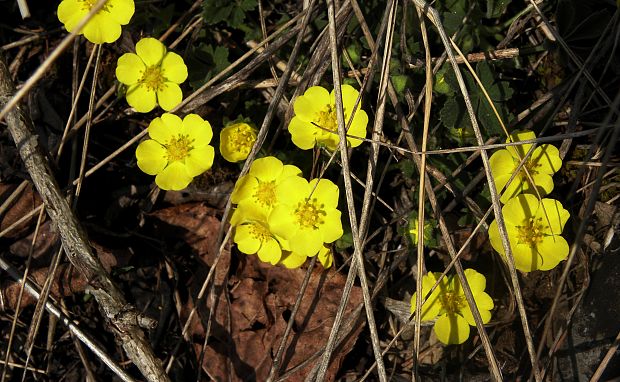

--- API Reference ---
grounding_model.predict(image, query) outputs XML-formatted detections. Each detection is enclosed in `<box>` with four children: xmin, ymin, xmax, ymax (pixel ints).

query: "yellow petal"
<box><xmin>463</xmin><ymin>269</ymin><xmax>486</xmax><ymax>293</ymax></box>
<box><xmin>116</xmin><ymin>53</ymin><xmax>145</xmax><ymax>85</ymax></box>
<box><xmin>276</xmin><ymin>176</ymin><xmax>308</xmax><ymax>205</ymax></box>
<box><xmin>280</xmin><ymin>164</ymin><xmax>302</xmax><ymax>179</ymax></box>
<box><xmin>234</xmin><ymin>199</ymin><xmax>269</xmax><ymax>222</ymax></box>
<box><xmin>82</xmin><ymin>12</ymin><xmax>121</xmax><ymax>44</ymax></box>
<box><xmin>294</xmin><ymin>86</ymin><xmax>330</xmax><ymax>122</ymax></box>
<box><xmin>310</xmin><ymin>178</ymin><xmax>339</xmax><ymax>208</ymax></box>
<box><xmin>250</xmin><ymin>156</ymin><xmax>283</xmax><ymax>181</ymax></box>
<box><xmin>136</xmin><ymin>37</ymin><xmax>166</xmax><ymax>66</ymax></box>
<box><xmin>537</xmin><ymin>198</ymin><xmax>570</xmax><ymax>235</ymax></box>
<box><xmin>268</xmin><ymin>205</ymin><xmax>298</xmax><ymax>240</ymax></box>
<box><xmin>487</xmin><ymin>220</ymin><xmax>504</xmax><ymax>255</ymax></box>
<box><xmin>502</xmin><ymin>194</ymin><xmax>538</xmax><ymax>225</ymax></box>
<box><xmin>318</xmin><ymin>246</ymin><xmax>333</xmax><ymax>268</ymax></box>
<box><xmin>506</xmin><ymin>130</ymin><xmax>536</xmax><ymax>159</ymax></box>
<box><xmin>161</xmin><ymin>52</ymin><xmax>188</xmax><ymax>83</ymax></box>
<box><xmin>279</xmin><ymin>251</ymin><xmax>307</xmax><ymax>269</ymax></box>
<box><xmin>490</xmin><ymin>149</ymin><xmax>515</xmax><ymax>177</ymax></box>
<box><xmin>529</xmin><ymin>173</ymin><xmax>554</xmax><ymax>196</ymax></box>
<box><xmin>434</xmin><ymin>314</ymin><xmax>470</xmax><ymax>345</ymax></box>
<box><xmin>473</xmin><ymin>292</ymin><xmax>495</xmax><ymax>312</ymax></box>
<box><xmin>229</xmin><ymin>208</ymin><xmax>244</xmax><ymax>227</ymax></box>
<box><xmin>290</xmin><ymin>228</ymin><xmax>322</xmax><ymax>257</ymax></box>
<box><xmin>106</xmin><ymin>0</ymin><xmax>135</xmax><ymax>24</ymax></box>
<box><xmin>257</xmin><ymin>238</ymin><xmax>282</xmax><ymax>265</ymax></box>
<box><xmin>319</xmin><ymin>209</ymin><xmax>343</xmax><ymax>243</ymax></box>
<box><xmin>184</xmin><ymin>145</ymin><xmax>214</xmax><ymax>177</ymax></box>
<box><xmin>345</xmin><ymin>110</ymin><xmax>368</xmax><ymax>148</ymax></box>
<box><xmin>411</xmin><ymin>274</ymin><xmax>443</xmax><ymax>321</ymax></box>
<box><xmin>126</xmin><ymin>84</ymin><xmax>157</xmax><ymax>113</ymax></box>
<box><xmin>148</xmin><ymin>114</ymin><xmax>177</xmax><ymax>144</ymax></box>
<box><xmin>288</xmin><ymin>116</ymin><xmax>319</xmax><ymax>150</ymax></box>
<box><xmin>537</xmin><ymin>235</ymin><xmax>569</xmax><ymax>271</ymax></box>
<box><xmin>235</xmin><ymin>224</ymin><xmax>261</xmax><ymax>254</ymax></box>
<box><xmin>460</xmin><ymin>296</ymin><xmax>493</xmax><ymax>326</ymax></box>
<box><xmin>155</xmin><ymin>161</ymin><xmax>192</xmax><ymax>190</ymax></box>
<box><xmin>181</xmin><ymin>114</ymin><xmax>213</xmax><ymax>147</ymax></box>
<box><xmin>58</xmin><ymin>0</ymin><xmax>87</xmax><ymax>30</ymax></box>
<box><xmin>156</xmin><ymin>83</ymin><xmax>183</xmax><ymax>111</ymax></box>
<box><xmin>231</xmin><ymin>175</ymin><xmax>257</xmax><ymax>204</ymax></box>
<box><xmin>135</xmin><ymin>140</ymin><xmax>167</xmax><ymax>175</ymax></box>
<box><xmin>320</xmin><ymin>135</ymin><xmax>340</xmax><ymax>151</ymax></box>
<box><xmin>159</xmin><ymin>113</ymin><xmax>183</xmax><ymax>133</ymax></box>
<box><xmin>512</xmin><ymin>242</ymin><xmax>541</xmax><ymax>272</ymax></box>
<box><xmin>338</xmin><ymin>84</ymin><xmax>362</xmax><ymax>113</ymax></box>
<box><xmin>531</xmin><ymin>144</ymin><xmax>562</xmax><ymax>175</ymax></box>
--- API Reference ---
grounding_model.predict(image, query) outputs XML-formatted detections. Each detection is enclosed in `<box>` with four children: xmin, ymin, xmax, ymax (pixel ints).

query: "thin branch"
<box><xmin>0</xmin><ymin>53</ymin><xmax>169</xmax><ymax>382</ymax></box>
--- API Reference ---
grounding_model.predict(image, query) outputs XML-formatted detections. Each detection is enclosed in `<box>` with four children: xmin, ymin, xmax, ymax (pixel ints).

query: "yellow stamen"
<box><xmin>230</xmin><ymin>126</ymin><xmax>255</xmax><ymax>153</ymax></box>
<box><xmin>440</xmin><ymin>291</ymin><xmax>466</xmax><ymax>315</ymax></box>
<box><xmin>141</xmin><ymin>66</ymin><xmax>165</xmax><ymax>91</ymax></box>
<box><xmin>253</xmin><ymin>180</ymin><xmax>277</xmax><ymax>207</ymax></box>
<box><xmin>295</xmin><ymin>198</ymin><xmax>326</xmax><ymax>230</ymax></box>
<box><xmin>81</xmin><ymin>0</ymin><xmax>110</xmax><ymax>12</ymax></box>
<box><xmin>516</xmin><ymin>217</ymin><xmax>545</xmax><ymax>246</ymax></box>
<box><xmin>166</xmin><ymin>134</ymin><xmax>193</xmax><ymax>162</ymax></box>
<box><xmin>315</xmin><ymin>104</ymin><xmax>345</xmax><ymax>132</ymax></box>
<box><xmin>249</xmin><ymin>223</ymin><xmax>271</xmax><ymax>242</ymax></box>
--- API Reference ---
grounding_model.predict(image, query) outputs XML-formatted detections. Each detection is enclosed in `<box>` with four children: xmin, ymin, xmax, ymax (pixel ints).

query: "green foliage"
<box><xmin>484</xmin><ymin>0</ymin><xmax>512</xmax><ymax>19</ymax></box>
<box><xmin>202</xmin><ymin>0</ymin><xmax>257</xmax><ymax>30</ymax></box>
<box><xmin>185</xmin><ymin>43</ymin><xmax>230</xmax><ymax>90</ymax></box>
<box><xmin>439</xmin><ymin>61</ymin><xmax>513</xmax><ymax>142</ymax></box>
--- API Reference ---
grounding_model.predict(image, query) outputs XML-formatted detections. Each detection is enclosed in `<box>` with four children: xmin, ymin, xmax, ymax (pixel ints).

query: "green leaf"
<box><xmin>485</xmin><ymin>0</ymin><xmax>512</xmax><ymax>18</ymax></box>
<box><xmin>202</xmin><ymin>0</ymin><xmax>257</xmax><ymax>30</ymax></box>
<box><xmin>186</xmin><ymin>44</ymin><xmax>230</xmax><ymax>90</ymax></box>
<box><xmin>390</xmin><ymin>74</ymin><xmax>409</xmax><ymax>96</ymax></box>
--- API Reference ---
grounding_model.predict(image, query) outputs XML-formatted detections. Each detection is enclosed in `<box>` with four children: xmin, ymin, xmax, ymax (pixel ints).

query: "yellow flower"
<box><xmin>278</xmin><ymin>245</ymin><xmax>333</xmax><ymax>269</ymax></box>
<box><xmin>220</xmin><ymin>122</ymin><xmax>257</xmax><ymax>163</ymax></box>
<box><xmin>232</xmin><ymin>204</ymin><xmax>287</xmax><ymax>265</ymax></box>
<box><xmin>490</xmin><ymin>130</ymin><xmax>562</xmax><ymax>203</ymax></box>
<box><xmin>288</xmin><ymin>85</ymin><xmax>368</xmax><ymax>150</ymax></box>
<box><xmin>317</xmin><ymin>245</ymin><xmax>333</xmax><ymax>268</ymax></box>
<box><xmin>58</xmin><ymin>0</ymin><xmax>134</xmax><ymax>44</ymax></box>
<box><xmin>135</xmin><ymin>113</ymin><xmax>214</xmax><ymax>191</ymax></box>
<box><xmin>488</xmin><ymin>194</ymin><xmax>570</xmax><ymax>272</ymax></box>
<box><xmin>411</xmin><ymin>269</ymin><xmax>494</xmax><ymax>345</ymax></box>
<box><xmin>116</xmin><ymin>37</ymin><xmax>188</xmax><ymax>113</ymax></box>
<box><xmin>269</xmin><ymin>177</ymin><xmax>343</xmax><ymax>257</ymax></box>
<box><xmin>279</xmin><ymin>251</ymin><xmax>307</xmax><ymax>269</ymax></box>
<box><xmin>230</xmin><ymin>156</ymin><xmax>302</xmax><ymax>223</ymax></box>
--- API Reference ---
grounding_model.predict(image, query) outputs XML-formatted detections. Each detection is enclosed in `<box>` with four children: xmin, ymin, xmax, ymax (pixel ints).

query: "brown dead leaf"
<box><xmin>0</xmin><ymin>183</ymin><xmax>42</xmax><ymax>239</ymax></box>
<box><xmin>150</xmin><ymin>202</ymin><xmax>229</xmax><ymax>285</ymax></box>
<box><xmin>150</xmin><ymin>202</ymin><xmax>364</xmax><ymax>380</ymax></box>
<box><xmin>189</xmin><ymin>255</ymin><xmax>364</xmax><ymax>381</ymax></box>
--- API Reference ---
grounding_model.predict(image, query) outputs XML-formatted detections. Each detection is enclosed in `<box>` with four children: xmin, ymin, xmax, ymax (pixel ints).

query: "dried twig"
<box><xmin>0</xmin><ymin>53</ymin><xmax>169</xmax><ymax>382</ymax></box>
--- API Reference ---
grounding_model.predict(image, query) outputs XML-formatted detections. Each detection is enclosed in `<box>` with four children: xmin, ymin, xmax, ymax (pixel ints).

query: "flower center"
<box><xmin>230</xmin><ymin>126</ymin><xmax>256</xmax><ymax>154</ymax></box>
<box><xmin>141</xmin><ymin>66</ymin><xmax>165</xmax><ymax>91</ymax></box>
<box><xmin>515</xmin><ymin>217</ymin><xmax>545</xmax><ymax>246</ymax></box>
<box><xmin>249</xmin><ymin>222</ymin><xmax>271</xmax><ymax>243</ymax></box>
<box><xmin>515</xmin><ymin>157</ymin><xmax>541</xmax><ymax>178</ymax></box>
<box><xmin>253</xmin><ymin>180</ymin><xmax>277</xmax><ymax>207</ymax></box>
<box><xmin>294</xmin><ymin>198</ymin><xmax>326</xmax><ymax>230</ymax></box>
<box><xmin>316</xmin><ymin>104</ymin><xmax>341</xmax><ymax>132</ymax></box>
<box><xmin>440</xmin><ymin>291</ymin><xmax>466</xmax><ymax>315</ymax></box>
<box><xmin>165</xmin><ymin>134</ymin><xmax>194</xmax><ymax>162</ymax></box>
<box><xmin>81</xmin><ymin>0</ymin><xmax>110</xmax><ymax>12</ymax></box>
